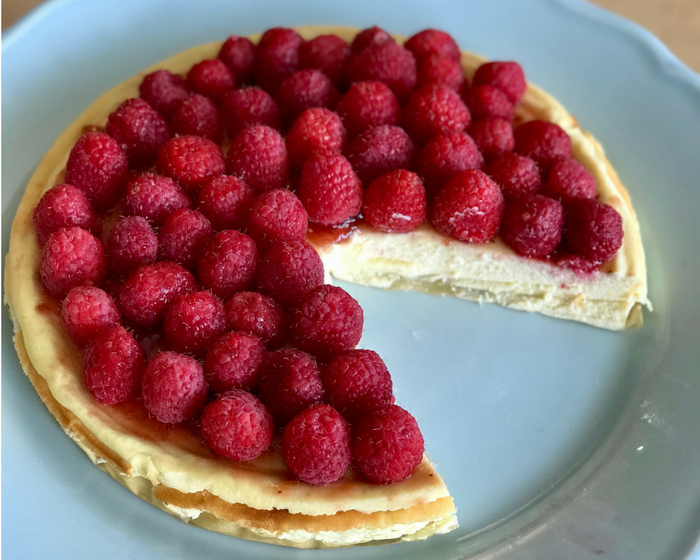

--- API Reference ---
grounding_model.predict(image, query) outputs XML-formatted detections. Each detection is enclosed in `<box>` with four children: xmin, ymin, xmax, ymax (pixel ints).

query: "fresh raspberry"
<box><xmin>463</xmin><ymin>85</ymin><xmax>514</xmax><ymax>122</ymax></box>
<box><xmin>254</xmin><ymin>27</ymin><xmax>304</xmax><ymax>94</ymax></box>
<box><xmin>197</xmin><ymin>175</ymin><xmax>255</xmax><ymax>231</ymax></box>
<box><xmin>218</xmin><ymin>35</ymin><xmax>255</xmax><ymax>84</ymax></box>
<box><xmin>170</xmin><ymin>94</ymin><xmax>223</xmax><ymax>143</ymax></box>
<box><xmin>347</xmin><ymin>42</ymin><xmax>418</xmax><ymax>103</ymax></box>
<box><xmin>469</xmin><ymin>118</ymin><xmax>515</xmax><ymax>163</ymax></box>
<box><xmin>291</xmin><ymin>285</ymin><xmax>363</xmax><ymax>359</ymax></box>
<box><xmin>106</xmin><ymin>98</ymin><xmax>170</xmax><ymax>168</ymax></box>
<box><xmin>285</xmin><ymin>108</ymin><xmax>347</xmax><ymax>171</ymax></box>
<box><xmin>141</xmin><ymin>351</ymin><xmax>208</xmax><ymax>424</ymax></box>
<box><xmin>541</xmin><ymin>159</ymin><xmax>597</xmax><ymax>201</ymax></box>
<box><xmin>363</xmin><ymin>170</ymin><xmax>426</xmax><ymax>233</ymax></box>
<box><xmin>255</xmin><ymin>240</ymin><xmax>324</xmax><ymax>309</ymax></box>
<box><xmin>201</xmin><ymin>390</ymin><xmax>274</xmax><ymax>461</ymax></box>
<box><xmin>162</xmin><ymin>290</ymin><xmax>228</xmax><ymax>355</ymax></box>
<box><xmin>298</xmin><ymin>153</ymin><xmax>363</xmax><ymax>226</ymax></box>
<box><xmin>299</xmin><ymin>34</ymin><xmax>351</xmax><ymax>89</ymax></box>
<box><xmin>32</xmin><ymin>184</ymin><xmax>100</xmax><ymax>245</ymax></box>
<box><xmin>322</xmin><ymin>349</ymin><xmax>393</xmax><ymax>422</ymax></box>
<box><xmin>186</xmin><ymin>59</ymin><xmax>235</xmax><ymax>104</ymax></box>
<box><xmin>472</xmin><ymin>61</ymin><xmax>527</xmax><ymax>104</ymax></box>
<box><xmin>514</xmin><ymin>120</ymin><xmax>572</xmax><ymax>171</ymax></box>
<box><xmin>563</xmin><ymin>199</ymin><xmax>623</xmax><ymax>262</ymax></box>
<box><xmin>123</xmin><ymin>173</ymin><xmax>191</xmax><ymax>226</ymax></box>
<box><xmin>139</xmin><ymin>69</ymin><xmax>190</xmax><ymax>119</ymax></box>
<box><xmin>430</xmin><ymin>169</ymin><xmax>505</xmax><ymax>243</ymax></box>
<box><xmin>483</xmin><ymin>153</ymin><xmax>541</xmax><ymax>202</ymax></box>
<box><xmin>275</xmin><ymin>69</ymin><xmax>339</xmax><ymax>125</ymax></box>
<box><xmin>225</xmin><ymin>125</ymin><xmax>289</xmax><ymax>193</ymax></box>
<box><xmin>61</xmin><ymin>286</ymin><xmax>120</xmax><ymax>346</ymax></box>
<box><xmin>204</xmin><ymin>331</ymin><xmax>267</xmax><ymax>392</ymax></box>
<box><xmin>416</xmin><ymin>132</ymin><xmax>484</xmax><ymax>198</ymax></box>
<box><xmin>335</xmin><ymin>81</ymin><xmax>401</xmax><ymax>140</ymax></box>
<box><xmin>221</xmin><ymin>87</ymin><xmax>282</xmax><ymax>140</ymax></box>
<box><xmin>197</xmin><ymin>230</ymin><xmax>258</xmax><ymax>299</ymax></box>
<box><xmin>351</xmin><ymin>26</ymin><xmax>395</xmax><ymax>54</ymax></box>
<box><xmin>258</xmin><ymin>349</ymin><xmax>323</xmax><ymax>424</ymax></box>
<box><xmin>352</xmin><ymin>405</ymin><xmax>424</xmax><ymax>484</ymax></box>
<box><xmin>345</xmin><ymin>125</ymin><xmax>414</xmax><ymax>186</ymax></box>
<box><xmin>64</xmin><ymin>132</ymin><xmax>128</xmax><ymax>211</ymax></box>
<box><xmin>405</xmin><ymin>29</ymin><xmax>460</xmax><ymax>63</ymax></box>
<box><xmin>40</xmin><ymin>227</ymin><xmax>106</xmax><ymax>298</ymax></box>
<box><xmin>500</xmin><ymin>194</ymin><xmax>564</xmax><ymax>257</ymax></box>
<box><xmin>159</xmin><ymin>209</ymin><xmax>214</xmax><ymax>270</ymax></box>
<box><xmin>417</xmin><ymin>54</ymin><xmax>465</xmax><ymax>91</ymax></box>
<box><xmin>118</xmin><ymin>262</ymin><xmax>197</xmax><ymax>327</ymax></box>
<box><xmin>246</xmin><ymin>188</ymin><xmax>308</xmax><ymax>250</ymax></box>
<box><xmin>157</xmin><ymin>135</ymin><xmax>225</xmax><ymax>196</ymax></box>
<box><xmin>281</xmin><ymin>404</ymin><xmax>351</xmax><ymax>486</ymax></box>
<box><xmin>83</xmin><ymin>326</ymin><xmax>145</xmax><ymax>406</ymax></box>
<box><xmin>225</xmin><ymin>291</ymin><xmax>287</xmax><ymax>348</ymax></box>
<box><xmin>106</xmin><ymin>216</ymin><xmax>158</xmax><ymax>275</ymax></box>
<box><xmin>402</xmin><ymin>84</ymin><xmax>471</xmax><ymax>145</ymax></box>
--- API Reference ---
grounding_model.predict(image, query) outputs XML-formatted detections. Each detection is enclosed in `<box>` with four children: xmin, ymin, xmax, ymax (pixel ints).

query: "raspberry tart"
<box><xmin>5</xmin><ymin>25</ymin><xmax>649</xmax><ymax>549</ymax></box>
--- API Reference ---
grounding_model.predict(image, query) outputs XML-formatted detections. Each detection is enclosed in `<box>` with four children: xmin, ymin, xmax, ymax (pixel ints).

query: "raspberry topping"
<box><xmin>225</xmin><ymin>125</ymin><xmax>289</xmax><ymax>193</ymax></box>
<box><xmin>483</xmin><ymin>152</ymin><xmax>541</xmax><ymax>203</ymax></box>
<box><xmin>336</xmin><ymin>81</ymin><xmax>401</xmax><ymax>140</ymax></box>
<box><xmin>500</xmin><ymin>194</ymin><xmax>564</xmax><ymax>257</ymax></box>
<box><xmin>405</xmin><ymin>29</ymin><xmax>460</xmax><ymax>63</ymax></box>
<box><xmin>345</xmin><ymin>125</ymin><xmax>414</xmax><ymax>186</ymax></box>
<box><xmin>351</xmin><ymin>26</ymin><xmax>395</xmax><ymax>54</ymax></box>
<box><xmin>106</xmin><ymin>98</ymin><xmax>170</xmax><ymax>168</ymax></box>
<box><xmin>170</xmin><ymin>94</ymin><xmax>223</xmax><ymax>143</ymax></box>
<box><xmin>139</xmin><ymin>69</ymin><xmax>189</xmax><ymax>119</ymax></box>
<box><xmin>469</xmin><ymin>118</ymin><xmax>515</xmax><ymax>163</ymax></box>
<box><xmin>402</xmin><ymin>84</ymin><xmax>471</xmax><ymax>145</ymax></box>
<box><xmin>281</xmin><ymin>404</ymin><xmax>351</xmax><ymax>486</ymax></box>
<box><xmin>197</xmin><ymin>175</ymin><xmax>255</xmax><ymax>231</ymax></box>
<box><xmin>106</xmin><ymin>216</ymin><xmax>158</xmax><ymax>275</ymax></box>
<box><xmin>32</xmin><ymin>184</ymin><xmax>100</xmax><ymax>245</ymax></box>
<box><xmin>225</xmin><ymin>292</ymin><xmax>287</xmax><ymax>348</ymax></box>
<box><xmin>201</xmin><ymin>390</ymin><xmax>274</xmax><ymax>461</ymax></box>
<box><xmin>563</xmin><ymin>199</ymin><xmax>623</xmax><ymax>263</ymax></box>
<box><xmin>157</xmin><ymin>135</ymin><xmax>226</xmax><ymax>196</ymax></box>
<box><xmin>363</xmin><ymin>170</ymin><xmax>427</xmax><ymax>233</ymax></box>
<box><xmin>197</xmin><ymin>230</ymin><xmax>259</xmax><ymax>299</ymax></box>
<box><xmin>204</xmin><ymin>331</ymin><xmax>267</xmax><ymax>392</ymax></box>
<box><xmin>62</xmin><ymin>286</ymin><xmax>120</xmax><ymax>347</ymax></box>
<box><xmin>286</xmin><ymin>108</ymin><xmax>347</xmax><ymax>171</ymax></box>
<box><xmin>417</xmin><ymin>54</ymin><xmax>465</xmax><ymax>91</ymax></box>
<box><xmin>514</xmin><ymin>120</ymin><xmax>572</xmax><ymax>171</ymax></box>
<box><xmin>463</xmin><ymin>85</ymin><xmax>514</xmax><ymax>122</ymax></box>
<box><xmin>541</xmin><ymin>159</ymin><xmax>597</xmax><ymax>201</ymax></box>
<box><xmin>123</xmin><ymin>173</ymin><xmax>191</xmax><ymax>226</ymax></box>
<box><xmin>186</xmin><ymin>59</ymin><xmax>235</xmax><ymax>104</ymax></box>
<box><xmin>221</xmin><ymin>87</ymin><xmax>282</xmax><ymax>140</ymax></box>
<box><xmin>347</xmin><ymin>42</ymin><xmax>418</xmax><ymax>103</ymax></box>
<box><xmin>352</xmin><ymin>405</ymin><xmax>424</xmax><ymax>484</ymax></box>
<box><xmin>275</xmin><ymin>69</ymin><xmax>339</xmax><ymax>125</ymax></box>
<box><xmin>254</xmin><ymin>27</ymin><xmax>304</xmax><ymax>94</ymax></box>
<box><xmin>158</xmin><ymin>209</ymin><xmax>214</xmax><ymax>270</ymax></box>
<box><xmin>218</xmin><ymin>35</ymin><xmax>255</xmax><ymax>84</ymax></box>
<box><xmin>299</xmin><ymin>34</ymin><xmax>351</xmax><ymax>89</ymax></box>
<box><xmin>416</xmin><ymin>132</ymin><xmax>484</xmax><ymax>198</ymax></box>
<box><xmin>472</xmin><ymin>61</ymin><xmax>527</xmax><ymax>104</ymax></box>
<box><xmin>246</xmin><ymin>188</ymin><xmax>308</xmax><ymax>249</ymax></box>
<box><xmin>163</xmin><ymin>291</ymin><xmax>228</xmax><ymax>355</ymax></box>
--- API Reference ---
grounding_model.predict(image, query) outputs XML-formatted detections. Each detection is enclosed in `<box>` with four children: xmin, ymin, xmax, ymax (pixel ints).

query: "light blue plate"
<box><xmin>3</xmin><ymin>1</ymin><xmax>700</xmax><ymax>558</ymax></box>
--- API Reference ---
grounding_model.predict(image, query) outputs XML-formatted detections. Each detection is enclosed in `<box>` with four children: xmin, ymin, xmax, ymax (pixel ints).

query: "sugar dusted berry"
<box><xmin>170</xmin><ymin>94</ymin><xmax>223</xmax><ymax>143</ymax></box>
<box><xmin>197</xmin><ymin>175</ymin><xmax>254</xmax><ymax>231</ymax></box>
<box><xmin>286</xmin><ymin>107</ymin><xmax>347</xmax><ymax>171</ymax></box>
<box><xmin>32</xmin><ymin>184</ymin><xmax>99</xmax><ymax>245</ymax></box>
<box><xmin>541</xmin><ymin>159</ymin><xmax>597</xmax><ymax>201</ymax></box>
<box><xmin>416</xmin><ymin>132</ymin><xmax>484</xmax><ymax>198</ymax></box>
<box><xmin>347</xmin><ymin>42</ymin><xmax>417</xmax><ymax>103</ymax></box>
<box><xmin>157</xmin><ymin>135</ymin><xmax>225</xmax><ymax>196</ymax></box>
<box><xmin>299</xmin><ymin>34</ymin><xmax>351</xmax><ymax>89</ymax></box>
<box><xmin>514</xmin><ymin>120</ymin><xmax>571</xmax><ymax>171</ymax></box>
<box><xmin>186</xmin><ymin>59</ymin><xmax>235</xmax><ymax>104</ymax></box>
<box><xmin>345</xmin><ymin>125</ymin><xmax>414</xmax><ymax>186</ymax></box>
<box><xmin>204</xmin><ymin>331</ymin><xmax>267</xmax><ymax>392</ymax></box>
<box><xmin>483</xmin><ymin>152</ymin><xmax>541</xmax><ymax>202</ymax></box>
<box><xmin>254</xmin><ymin>27</ymin><xmax>304</xmax><ymax>94</ymax></box>
<box><xmin>402</xmin><ymin>84</ymin><xmax>471</xmax><ymax>145</ymax></box>
<box><xmin>198</xmin><ymin>230</ymin><xmax>258</xmax><ymax>299</ymax></box>
<box><xmin>275</xmin><ymin>69</ymin><xmax>339</xmax><ymax>124</ymax></box>
<box><xmin>225</xmin><ymin>292</ymin><xmax>287</xmax><ymax>348</ymax></box>
<box><xmin>351</xmin><ymin>26</ymin><xmax>395</xmax><ymax>54</ymax></box>
<box><xmin>163</xmin><ymin>291</ymin><xmax>228</xmax><ymax>355</ymax></box>
<box><xmin>463</xmin><ymin>85</ymin><xmax>514</xmax><ymax>122</ymax></box>
<box><xmin>218</xmin><ymin>35</ymin><xmax>255</xmax><ymax>84</ymax></box>
<box><xmin>246</xmin><ymin>188</ymin><xmax>308</xmax><ymax>249</ymax></box>
<box><xmin>106</xmin><ymin>98</ymin><xmax>170</xmax><ymax>168</ymax></box>
<box><xmin>363</xmin><ymin>170</ymin><xmax>426</xmax><ymax>233</ymax></box>
<box><xmin>221</xmin><ymin>87</ymin><xmax>282</xmax><ymax>140</ymax></box>
<box><xmin>159</xmin><ymin>209</ymin><xmax>214</xmax><ymax>270</ymax></box>
<box><xmin>226</xmin><ymin>125</ymin><xmax>289</xmax><ymax>193</ymax></box>
<box><xmin>62</xmin><ymin>286</ymin><xmax>120</xmax><ymax>346</ymax></box>
<box><xmin>139</xmin><ymin>69</ymin><xmax>189</xmax><ymax>119</ymax></box>
<box><xmin>106</xmin><ymin>216</ymin><xmax>158</xmax><ymax>275</ymax></box>
<box><xmin>472</xmin><ymin>61</ymin><xmax>526</xmax><ymax>104</ymax></box>
<box><xmin>500</xmin><ymin>194</ymin><xmax>564</xmax><ymax>257</ymax></box>
<box><xmin>469</xmin><ymin>117</ymin><xmax>515</xmax><ymax>162</ymax></box>
<box><xmin>123</xmin><ymin>173</ymin><xmax>190</xmax><ymax>226</ymax></box>
<box><xmin>564</xmin><ymin>198</ymin><xmax>623</xmax><ymax>263</ymax></box>
<box><xmin>417</xmin><ymin>54</ymin><xmax>465</xmax><ymax>91</ymax></box>
<box><xmin>336</xmin><ymin>81</ymin><xmax>401</xmax><ymax>140</ymax></box>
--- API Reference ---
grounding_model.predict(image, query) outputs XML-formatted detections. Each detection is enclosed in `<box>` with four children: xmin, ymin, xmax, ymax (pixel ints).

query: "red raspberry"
<box><xmin>351</xmin><ymin>26</ymin><xmax>395</xmax><ymax>54</ymax></box>
<box><xmin>541</xmin><ymin>159</ymin><xmax>597</xmax><ymax>201</ymax></box>
<box><xmin>281</xmin><ymin>404</ymin><xmax>351</xmax><ymax>486</ymax></box>
<box><xmin>417</xmin><ymin>54</ymin><xmax>465</xmax><ymax>91</ymax></box>
<box><xmin>106</xmin><ymin>216</ymin><xmax>158</xmax><ymax>275</ymax></box>
<box><xmin>40</xmin><ymin>227</ymin><xmax>106</xmax><ymax>298</ymax></box>
<box><xmin>141</xmin><ymin>351</ymin><xmax>208</xmax><ymax>423</ymax></box>
<box><xmin>225</xmin><ymin>125</ymin><xmax>289</xmax><ymax>193</ymax></box>
<box><xmin>514</xmin><ymin>120</ymin><xmax>572</xmax><ymax>171</ymax></box>
<box><xmin>322</xmin><ymin>349</ymin><xmax>393</xmax><ymax>422</ymax></box>
<box><xmin>84</xmin><ymin>326</ymin><xmax>145</xmax><ymax>406</ymax></box>
<box><xmin>225</xmin><ymin>291</ymin><xmax>287</xmax><ymax>348</ymax></box>
<box><xmin>472</xmin><ymin>61</ymin><xmax>527</xmax><ymax>104</ymax></box>
<box><xmin>352</xmin><ymin>404</ymin><xmax>424</xmax><ymax>484</ymax></box>
<box><xmin>62</xmin><ymin>286</ymin><xmax>120</xmax><ymax>346</ymax></box>
<box><xmin>463</xmin><ymin>85</ymin><xmax>514</xmax><ymax>122</ymax></box>
<box><xmin>221</xmin><ymin>87</ymin><xmax>282</xmax><ymax>140</ymax></box>
<box><xmin>159</xmin><ymin>209</ymin><xmax>214</xmax><ymax>270</ymax></box>
<box><xmin>363</xmin><ymin>170</ymin><xmax>426</xmax><ymax>233</ymax></box>
<box><xmin>198</xmin><ymin>230</ymin><xmax>258</xmax><ymax>299</ymax></box>
<box><xmin>32</xmin><ymin>184</ymin><xmax>100</xmax><ymax>245</ymax></box>
<box><xmin>246</xmin><ymin>188</ymin><xmax>308</xmax><ymax>250</ymax></box>
<box><xmin>336</xmin><ymin>81</ymin><xmax>401</xmax><ymax>140</ymax></box>
<box><xmin>345</xmin><ymin>125</ymin><xmax>414</xmax><ymax>186</ymax></box>
<box><xmin>483</xmin><ymin>153</ymin><xmax>541</xmax><ymax>202</ymax></box>
<box><xmin>118</xmin><ymin>262</ymin><xmax>197</xmax><ymax>327</ymax></box>
<box><xmin>64</xmin><ymin>132</ymin><xmax>128</xmax><ymax>211</ymax></box>
<box><xmin>218</xmin><ymin>35</ymin><xmax>255</xmax><ymax>84</ymax></box>
<box><xmin>298</xmin><ymin>153</ymin><xmax>363</xmax><ymax>226</ymax></box>
<box><xmin>163</xmin><ymin>290</ymin><xmax>228</xmax><ymax>355</ymax></box>
<box><xmin>275</xmin><ymin>69</ymin><xmax>339</xmax><ymax>125</ymax></box>
<box><xmin>255</xmin><ymin>240</ymin><xmax>324</xmax><ymax>309</ymax></box>
<box><xmin>258</xmin><ymin>349</ymin><xmax>323</xmax><ymax>424</ymax></box>
<box><xmin>201</xmin><ymin>390</ymin><xmax>274</xmax><ymax>461</ymax></box>
<box><xmin>123</xmin><ymin>173</ymin><xmax>191</xmax><ymax>226</ymax></box>
<box><xmin>563</xmin><ymin>199</ymin><xmax>623</xmax><ymax>262</ymax></box>
<box><xmin>204</xmin><ymin>331</ymin><xmax>267</xmax><ymax>392</ymax></box>
<box><xmin>291</xmin><ymin>285</ymin><xmax>364</xmax><ymax>359</ymax></box>
<box><xmin>106</xmin><ymin>98</ymin><xmax>170</xmax><ymax>168</ymax></box>
<box><xmin>286</xmin><ymin>108</ymin><xmax>347</xmax><ymax>171</ymax></box>
<box><xmin>186</xmin><ymin>59</ymin><xmax>235</xmax><ymax>104</ymax></box>
<box><xmin>416</xmin><ymin>132</ymin><xmax>484</xmax><ymax>198</ymax></box>
<box><xmin>139</xmin><ymin>69</ymin><xmax>189</xmax><ymax>119</ymax></box>
<box><xmin>254</xmin><ymin>27</ymin><xmax>304</xmax><ymax>94</ymax></box>
<box><xmin>405</xmin><ymin>29</ymin><xmax>460</xmax><ymax>63</ymax></box>
<box><xmin>430</xmin><ymin>169</ymin><xmax>505</xmax><ymax>243</ymax></box>
<box><xmin>469</xmin><ymin>118</ymin><xmax>515</xmax><ymax>163</ymax></box>
<box><xmin>299</xmin><ymin>34</ymin><xmax>351</xmax><ymax>89</ymax></box>
<box><xmin>402</xmin><ymin>84</ymin><xmax>471</xmax><ymax>145</ymax></box>
<box><xmin>170</xmin><ymin>94</ymin><xmax>223</xmax><ymax>143</ymax></box>
<box><xmin>197</xmin><ymin>175</ymin><xmax>254</xmax><ymax>231</ymax></box>
<box><xmin>347</xmin><ymin>43</ymin><xmax>417</xmax><ymax>103</ymax></box>
<box><xmin>500</xmin><ymin>194</ymin><xmax>564</xmax><ymax>257</ymax></box>
<box><xmin>157</xmin><ymin>135</ymin><xmax>226</xmax><ymax>196</ymax></box>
